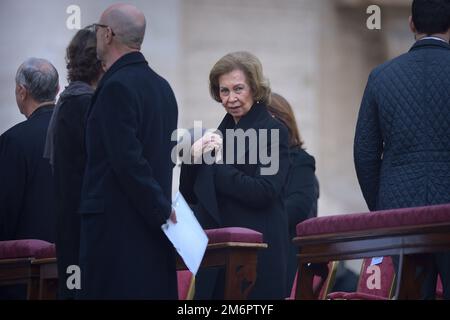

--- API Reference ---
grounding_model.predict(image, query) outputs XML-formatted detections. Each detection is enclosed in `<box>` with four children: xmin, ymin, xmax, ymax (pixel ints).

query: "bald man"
<box><xmin>78</xmin><ymin>4</ymin><xmax>178</xmax><ymax>299</ymax></box>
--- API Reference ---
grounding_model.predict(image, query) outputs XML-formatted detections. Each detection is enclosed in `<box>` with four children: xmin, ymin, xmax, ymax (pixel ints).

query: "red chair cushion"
<box><xmin>205</xmin><ymin>227</ymin><xmax>263</xmax><ymax>244</ymax></box>
<box><xmin>0</xmin><ymin>239</ymin><xmax>56</xmax><ymax>259</ymax></box>
<box><xmin>297</xmin><ymin>203</ymin><xmax>450</xmax><ymax>237</ymax></box>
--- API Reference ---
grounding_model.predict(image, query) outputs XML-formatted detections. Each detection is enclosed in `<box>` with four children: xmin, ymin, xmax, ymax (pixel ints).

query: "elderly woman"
<box><xmin>267</xmin><ymin>92</ymin><xmax>319</xmax><ymax>296</ymax></box>
<box><xmin>44</xmin><ymin>26</ymin><xmax>103</xmax><ymax>299</ymax></box>
<box><xmin>180</xmin><ymin>51</ymin><xmax>289</xmax><ymax>299</ymax></box>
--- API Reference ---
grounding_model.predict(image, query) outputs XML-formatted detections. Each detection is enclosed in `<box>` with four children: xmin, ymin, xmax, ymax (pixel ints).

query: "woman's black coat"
<box><xmin>283</xmin><ymin>146</ymin><xmax>319</xmax><ymax>295</ymax></box>
<box><xmin>52</xmin><ymin>82</ymin><xmax>93</xmax><ymax>299</ymax></box>
<box><xmin>180</xmin><ymin>102</ymin><xmax>290</xmax><ymax>299</ymax></box>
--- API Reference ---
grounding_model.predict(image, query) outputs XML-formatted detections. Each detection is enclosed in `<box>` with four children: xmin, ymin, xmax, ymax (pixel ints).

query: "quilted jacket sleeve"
<box><xmin>354</xmin><ymin>72</ymin><xmax>383</xmax><ymax>211</ymax></box>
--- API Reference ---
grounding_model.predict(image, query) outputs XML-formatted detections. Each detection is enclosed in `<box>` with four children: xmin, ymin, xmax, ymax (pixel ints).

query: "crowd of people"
<box><xmin>0</xmin><ymin>0</ymin><xmax>449</xmax><ymax>300</ymax></box>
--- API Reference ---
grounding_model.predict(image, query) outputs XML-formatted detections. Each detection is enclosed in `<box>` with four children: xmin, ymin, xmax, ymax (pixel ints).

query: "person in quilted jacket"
<box><xmin>354</xmin><ymin>0</ymin><xmax>450</xmax><ymax>299</ymax></box>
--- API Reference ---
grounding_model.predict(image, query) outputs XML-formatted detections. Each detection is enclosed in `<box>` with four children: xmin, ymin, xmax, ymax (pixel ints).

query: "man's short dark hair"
<box><xmin>412</xmin><ymin>0</ymin><xmax>450</xmax><ymax>35</ymax></box>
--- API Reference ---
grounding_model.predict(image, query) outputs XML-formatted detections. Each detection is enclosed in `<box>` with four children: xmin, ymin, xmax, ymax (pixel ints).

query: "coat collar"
<box><xmin>217</xmin><ymin>101</ymin><xmax>268</xmax><ymax>133</ymax></box>
<box><xmin>217</xmin><ymin>102</ymin><xmax>270</xmax><ymax>161</ymax></box>
<box><xmin>87</xmin><ymin>52</ymin><xmax>147</xmax><ymax>120</ymax></box>
<box><xmin>409</xmin><ymin>38</ymin><xmax>450</xmax><ymax>52</ymax></box>
<box><xmin>29</xmin><ymin>104</ymin><xmax>54</xmax><ymax>120</ymax></box>
<box><xmin>97</xmin><ymin>51</ymin><xmax>147</xmax><ymax>89</ymax></box>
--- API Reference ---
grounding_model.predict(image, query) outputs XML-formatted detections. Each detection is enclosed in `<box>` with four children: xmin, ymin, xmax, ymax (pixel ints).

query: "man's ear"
<box><xmin>105</xmin><ymin>28</ymin><xmax>114</xmax><ymax>44</ymax></box>
<box><xmin>409</xmin><ymin>16</ymin><xmax>417</xmax><ymax>34</ymax></box>
<box><xmin>17</xmin><ymin>84</ymin><xmax>27</xmax><ymax>101</ymax></box>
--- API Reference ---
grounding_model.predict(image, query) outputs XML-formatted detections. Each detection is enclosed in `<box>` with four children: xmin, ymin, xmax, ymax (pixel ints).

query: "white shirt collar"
<box><xmin>418</xmin><ymin>36</ymin><xmax>448</xmax><ymax>43</ymax></box>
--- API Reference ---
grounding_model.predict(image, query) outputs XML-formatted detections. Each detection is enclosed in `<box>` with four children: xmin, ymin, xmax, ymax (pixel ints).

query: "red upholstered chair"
<box><xmin>0</xmin><ymin>240</ymin><xmax>55</xmax><ymax>260</ymax></box>
<box><xmin>293</xmin><ymin>203</ymin><xmax>450</xmax><ymax>299</ymax></box>
<box><xmin>328</xmin><ymin>256</ymin><xmax>395</xmax><ymax>300</ymax></box>
<box><xmin>0</xmin><ymin>239</ymin><xmax>57</xmax><ymax>299</ymax></box>
<box><xmin>177</xmin><ymin>270</ymin><xmax>195</xmax><ymax>300</ymax></box>
<box><xmin>205</xmin><ymin>227</ymin><xmax>264</xmax><ymax>243</ymax></box>
<box><xmin>288</xmin><ymin>261</ymin><xmax>338</xmax><ymax>300</ymax></box>
<box><xmin>295</xmin><ymin>205</ymin><xmax>450</xmax><ymax>237</ymax></box>
<box><xmin>176</xmin><ymin>227</ymin><xmax>267</xmax><ymax>300</ymax></box>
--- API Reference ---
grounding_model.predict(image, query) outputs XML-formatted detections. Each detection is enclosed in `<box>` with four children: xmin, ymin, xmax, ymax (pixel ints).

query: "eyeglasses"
<box><xmin>86</xmin><ymin>23</ymin><xmax>116</xmax><ymax>36</ymax></box>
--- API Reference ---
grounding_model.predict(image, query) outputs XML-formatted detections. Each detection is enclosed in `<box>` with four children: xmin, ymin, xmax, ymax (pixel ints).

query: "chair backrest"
<box><xmin>177</xmin><ymin>270</ymin><xmax>195</xmax><ymax>300</ymax></box>
<box><xmin>289</xmin><ymin>261</ymin><xmax>338</xmax><ymax>299</ymax></box>
<box><xmin>356</xmin><ymin>256</ymin><xmax>395</xmax><ymax>298</ymax></box>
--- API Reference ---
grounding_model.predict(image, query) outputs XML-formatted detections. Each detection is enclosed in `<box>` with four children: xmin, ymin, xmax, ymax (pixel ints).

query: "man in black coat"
<box><xmin>0</xmin><ymin>58</ymin><xmax>58</xmax><ymax>300</ymax></box>
<box><xmin>354</xmin><ymin>0</ymin><xmax>450</xmax><ymax>299</ymax></box>
<box><xmin>0</xmin><ymin>58</ymin><xmax>59</xmax><ymax>242</ymax></box>
<box><xmin>78</xmin><ymin>4</ymin><xmax>178</xmax><ymax>299</ymax></box>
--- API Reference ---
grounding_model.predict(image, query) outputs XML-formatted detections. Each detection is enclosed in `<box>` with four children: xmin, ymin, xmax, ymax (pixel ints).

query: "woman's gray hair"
<box><xmin>15</xmin><ymin>58</ymin><xmax>59</xmax><ymax>103</ymax></box>
<box><xmin>209</xmin><ymin>51</ymin><xmax>271</xmax><ymax>104</ymax></box>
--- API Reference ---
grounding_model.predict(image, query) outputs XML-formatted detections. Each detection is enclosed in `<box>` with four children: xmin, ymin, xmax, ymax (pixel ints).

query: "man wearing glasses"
<box><xmin>78</xmin><ymin>4</ymin><xmax>178</xmax><ymax>299</ymax></box>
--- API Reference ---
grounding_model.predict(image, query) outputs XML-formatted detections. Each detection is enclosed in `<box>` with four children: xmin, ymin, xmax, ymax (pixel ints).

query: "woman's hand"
<box><xmin>203</xmin><ymin>133</ymin><xmax>223</xmax><ymax>163</ymax></box>
<box><xmin>191</xmin><ymin>132</ymin><xmax>222</xmax><ymax>163</ymax></box>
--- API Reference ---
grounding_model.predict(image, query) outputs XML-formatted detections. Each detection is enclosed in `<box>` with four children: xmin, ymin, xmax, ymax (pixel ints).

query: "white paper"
<box><xmin>370</xmin><ymin>257</ymin><xmax>383</xmax><ymax>266</ymax></box>
<box><xmin>162</xmin><ymin>191</ymin><xmax>209</xmax><ymax>275</ymax></box>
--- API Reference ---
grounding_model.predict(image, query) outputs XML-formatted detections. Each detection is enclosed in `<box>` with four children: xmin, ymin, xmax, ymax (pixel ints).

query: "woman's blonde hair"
<box><xmin>209</xmin><ymin>51</ymin><xmax>271</xmax><ymax>104</ymax></box>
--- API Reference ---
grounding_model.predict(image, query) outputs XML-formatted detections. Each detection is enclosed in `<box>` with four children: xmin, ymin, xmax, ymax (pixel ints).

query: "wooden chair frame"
<box><xmin>1</xmin><ymin>241</ymin><xmax>267</xmax><ymax>300</ymax></box>
<box><xmin>293</xmin><ymin>222</ymin><xmax>450</xmax><ymax>299</ymax></box>
<box><xmin>0</xmin><ymin>257</ymin><xmax>57</xmax><ymax>299</ymax></box>
<box><xmin>177</xmin><ymin>241</ymin><xmax>267</xmax><ymax>300</ymax></box>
